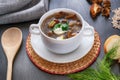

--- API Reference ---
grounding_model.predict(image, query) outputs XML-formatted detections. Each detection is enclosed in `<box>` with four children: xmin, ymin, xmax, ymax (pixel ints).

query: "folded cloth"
<box><xmin>0</xmin><ymin>0</ymin><xmax>49</xmax><ymax>24</ymax></box>
<box><xmin>0</xmin><ymin>0</ymin><xmax>32</xmax><ymax>15</ymax></box>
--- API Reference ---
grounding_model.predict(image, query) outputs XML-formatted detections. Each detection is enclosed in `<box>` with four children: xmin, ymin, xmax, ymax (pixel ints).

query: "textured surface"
<box><xmin>0</xmin><ymin>0</ymin><xmax>49</xmax><ymax>24</ymax></box>
<box><xmin>26</xmin><ymin>31</ymin><xmax>100</xmax><ymax>74</ymax></box>
<box><xmin>0</xmin><ymin>0</ymin><xmax>120</xmax><ymax>80</ymax></box>
<box><xmin>0</xmin><ymin>0</ymin><xmax>32</xmax><ymax>15</ymax></box>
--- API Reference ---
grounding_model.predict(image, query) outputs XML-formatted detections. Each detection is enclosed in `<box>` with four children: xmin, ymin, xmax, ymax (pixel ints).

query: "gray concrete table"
<box><xmin>0</xmin><ymin>0</ymin><xmax>120</xmax><ymax>80</ymax></box>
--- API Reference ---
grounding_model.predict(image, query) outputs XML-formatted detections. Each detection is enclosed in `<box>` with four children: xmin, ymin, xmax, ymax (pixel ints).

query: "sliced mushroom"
<box><xmin>71</xmin><ymin>26</ymin><xmax>80</xmax><ymax>32</ymax></box>
<box><xmin>47</xmin><ymin>31</ymin><xmax>53</xmax><ymax>37</ymax></box>
<box><xmin>91</xmin><ymin>0</ymin><xmax>98</xmax><ymax>3</ymax></box>
<box><xmin>71</xmin><ymin>33</ymin><xmax>77</xmax><ymax>37</ymax></box>
<box><xmin>65</xmin><ymin>13</ymin><xmax>77</xmax><ymax>19</ymax></box>
<box><xmin>54</xmin><ymin>11</ymin><xmax>66</xmax><ymax>18</ymax></box>
<box><xmin>90</xmin><ymin>0</ymin><xmax>103</xmax><ymax>4</ymax></box>
<box><xmin>103</xmin><ymin>0</ymin><xmax>111</xmax><ymax>8</ymax></box>
<box><xmin>102</xmin><ymin>0</ymin><xmax>111</xmax><ymax>17</ymax></box>
<box><xmin>61</xmin><ymin>19</ymin><xmax>68</xmax><ymax>23</ymax></box>
<box><xmin>66</xmin><ymin>30</ymin><xmax>77</xmax><ymax>38</ymax></box>
<box><xmin>97</xmin><ymin>0</ymin><xmax>103</xmax><ymax>4</ymax></box>
<box><xmin>69</xmin><ymin>21</ymin><xmax>77</xmax><ymax>27</ymax></box>
<box><xmin>48</xmin><ymin>19</ymin><xmax>59</xmax><ymax>28</ymax></box>
<box><xmin>102</xmin><ymin>7</ymin><xmax>110</xmax><ymax>17</ymax></box>
<box><xmin>67</xmin><ymin>30</ymin><xmax>72</xmax><ymax>38</ymax></box>
<box><xmin>90</xmin><ymin>3</ymin><xmax>102</xmax><ymax>18</ymax></box>
<box><xmin>76</xmin><ymin>21</ymin><xmax>82</xmax><ymax>27</ymax></box>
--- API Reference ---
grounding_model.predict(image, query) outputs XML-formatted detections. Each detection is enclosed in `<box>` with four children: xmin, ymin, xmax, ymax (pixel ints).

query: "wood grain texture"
<box><xmin>26</xmin><ymin>31</ymin><xmax>100</xmax><ymax>74</ymax></box>
<box><xmin>0</xmin><ymin>0</ymin><xmax>120</xmax><ymax>80</ymax></box>
<box><xmin>1</xmin><ymin>28</ymin><xmax>22</xmax><ymax>80</ymax></box>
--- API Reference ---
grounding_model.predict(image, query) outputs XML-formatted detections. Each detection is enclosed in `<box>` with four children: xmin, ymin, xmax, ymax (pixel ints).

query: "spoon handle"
<box><xmin>7</xmin><ymin>60</ymin><xmax>13</xmax><ymax>80</ymax></box>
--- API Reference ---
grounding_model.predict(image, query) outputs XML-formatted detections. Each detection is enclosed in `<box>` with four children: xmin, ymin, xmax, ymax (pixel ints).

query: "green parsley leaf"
<box><xmin>53</xmin><ymin>23</ymin><xmax>69</xmax><ymax>31</ymax></box>
<box><xmin>61</xmin><ymin>23</ymin><xmax>69</xmax><ymax>31</ymax></box>
<box><xmin>53</xmin><ymin>23</ymin><xmax>61</xmax><ymax>30</ymax></box>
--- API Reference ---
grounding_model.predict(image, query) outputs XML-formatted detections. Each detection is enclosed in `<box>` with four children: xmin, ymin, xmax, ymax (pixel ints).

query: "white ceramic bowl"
<box><xmin>29</xmin><ymin>8</ymin><xmax>94</xmax><ymax>54</ymax></box>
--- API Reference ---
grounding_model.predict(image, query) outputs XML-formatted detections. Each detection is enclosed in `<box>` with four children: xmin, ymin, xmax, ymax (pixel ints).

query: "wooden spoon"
<box><xmin>1</xmin><ymin>27</ymin><xmax>22</xmax><ymax>80</ymax></box>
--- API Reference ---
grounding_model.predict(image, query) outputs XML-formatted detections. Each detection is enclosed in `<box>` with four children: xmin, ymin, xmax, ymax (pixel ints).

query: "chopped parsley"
<box><xmin>53</xmin><ymin>23</ymin><xmax>69</xmax><ymax>31</ymax></box>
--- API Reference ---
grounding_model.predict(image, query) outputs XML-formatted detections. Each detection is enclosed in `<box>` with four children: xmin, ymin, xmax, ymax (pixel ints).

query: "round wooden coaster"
<box><xmin>26</xmin><ymin>31</ymin><xmax>101</xmax><ymax>75</ymax></box>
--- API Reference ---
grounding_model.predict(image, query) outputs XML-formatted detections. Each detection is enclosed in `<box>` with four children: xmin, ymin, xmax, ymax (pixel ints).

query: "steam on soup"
<box><xmin>41</xmin><ymin>11</ymin><xmax>82</xmax><ymax>40</ymax></box>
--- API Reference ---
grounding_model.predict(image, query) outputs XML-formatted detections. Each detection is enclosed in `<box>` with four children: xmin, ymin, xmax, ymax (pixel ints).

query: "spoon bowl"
<box><xmin>1</xmin><ymin>27</ymin><xmax>22</xmax><ymax>80</ymax></box>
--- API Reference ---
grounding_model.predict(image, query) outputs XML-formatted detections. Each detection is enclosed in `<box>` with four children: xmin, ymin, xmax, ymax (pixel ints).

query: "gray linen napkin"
<box><xmin>0</xmin><ymin>0</ymin><xmax>49</xmax><ymax>24</ymax></box>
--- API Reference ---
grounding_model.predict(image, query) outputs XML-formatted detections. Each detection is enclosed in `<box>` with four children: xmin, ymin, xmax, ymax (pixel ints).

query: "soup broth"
<box><xmin>41</xmin><ymin>11</ymin><xmax>82</xmax><ymax>40</ymax></box>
